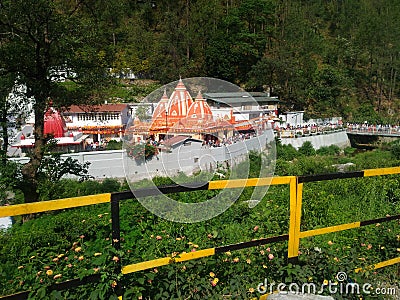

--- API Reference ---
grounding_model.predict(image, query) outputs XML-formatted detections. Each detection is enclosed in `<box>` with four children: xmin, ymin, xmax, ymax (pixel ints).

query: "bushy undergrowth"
<box><xmin>1</xmin><ymin>144</ymin><xmax>399</xmax><ymax>299</ymax></box>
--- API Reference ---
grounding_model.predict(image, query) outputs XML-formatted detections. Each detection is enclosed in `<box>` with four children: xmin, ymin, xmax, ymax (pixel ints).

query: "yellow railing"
<box><xmin>0</xmin><ymin>167</ymin><xmax>399</xmax><ymax>299</ymax></box>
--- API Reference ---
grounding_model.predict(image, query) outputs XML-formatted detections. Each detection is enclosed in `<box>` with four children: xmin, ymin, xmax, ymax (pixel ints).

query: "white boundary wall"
<box><xmin>10</xmin><ymin>131</ymin><xmax>349</xmax><ymax>179</ymax></box>
<box><xmin>280</xmin><ymin>131</ymin><xmax>349</xmax><ymax>150</ymax></box>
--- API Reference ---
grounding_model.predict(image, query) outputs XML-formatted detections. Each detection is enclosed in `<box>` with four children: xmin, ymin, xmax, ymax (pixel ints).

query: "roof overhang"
<box><xmin>203</xmin><ymin>92</ymin><xmax>279</xmax><ymax>105</ymax></box>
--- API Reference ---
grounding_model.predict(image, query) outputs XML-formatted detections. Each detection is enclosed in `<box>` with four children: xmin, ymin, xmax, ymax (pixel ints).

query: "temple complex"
<box><xmin>11</xmin><ymin>79</ymin><xmax>278</xmax><ymax>155</ymax></box>
<box><xmin>127</xmin><ymin>79</ymin><xmax>271</xmax><ymax>144</ymax></box>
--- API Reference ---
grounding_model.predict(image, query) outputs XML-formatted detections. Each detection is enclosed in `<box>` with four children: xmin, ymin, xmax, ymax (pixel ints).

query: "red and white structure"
<box><xmin>44</xmin><ymin>107</ymin><xmax>68</xmax><ymax>138</ymax></box>
<box><xmin>63</xmin><ymin>103</ymin><xmax>130</xmax><ymax>142</ymax></box>
<box><xmin>186</xmin><ymin>91</ymin><xmax>213</xmax><ymax>122</ymax></box>
<box><xmin>165</xmin><ymin>78</ymin><xmax>193</xmax><ymax>124</ymax></box>
<box><xmin>129</xmin><ymin>80</ymin><xmax>242</xmax><ymax>142</ymax></box>
<box><xmin>150</xmin><ymin>89</ymin><xmax>169</xmax><ymax>130</ymax></box>
<box><xmin>12</xmin><ymin>103</ymin><xmax>132</xmax><ymax>154</ymax></box>
<box><xmin>13</xmin><ymin>106</ymin><xmax>88</xmax><ymax>154</ymax></box>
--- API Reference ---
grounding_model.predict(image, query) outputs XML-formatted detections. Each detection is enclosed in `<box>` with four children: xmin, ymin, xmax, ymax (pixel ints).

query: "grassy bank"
<box><xmin>1</xmin><ymin>144</ymin><xmax>399</xmax><ymax>299</ymax></box>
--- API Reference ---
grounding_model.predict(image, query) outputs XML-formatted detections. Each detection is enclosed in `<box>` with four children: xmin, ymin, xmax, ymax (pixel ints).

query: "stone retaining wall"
<box><xmin>280</xmin><ymin>131</ymin><xmax>349</xmax><ymax>150</ymax></box>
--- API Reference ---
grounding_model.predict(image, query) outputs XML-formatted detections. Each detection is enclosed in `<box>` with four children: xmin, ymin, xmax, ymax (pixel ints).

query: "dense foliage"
<box><xmin>0</xmin><ymin>144</ymin><xmax>399</xmax><ymax>299</ymax></box>
<box><xmin>2</xmin><ymin>0</ymin><xmax>399</xmax><ymax>122</ymax></box>
<box><xmin>0</xmin><ymin>0</ymin><xmax>114</xmax><ymax>206</ymax></box>
<box><xmin>0</xmin><ymin>154</ymin><xmax>93</xmax><ymax>206</ymax></box>
<box><xmin>31</xmin><ymin>0</ymin><xmax>398</xmax><ymax>123</ymax></box>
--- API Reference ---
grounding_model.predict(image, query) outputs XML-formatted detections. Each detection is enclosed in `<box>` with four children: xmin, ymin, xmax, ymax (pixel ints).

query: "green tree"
<box><xmin>0</xmin><ymin>0</ymin><xmax>113</xmax><ymax>205</ymax></box>
<box><xmin>37</xmin><ymin>153</ymin><xmax>92</xmax><ymax>201</ymax></box>
<box><xmin>249</xmin><ymin>0</ymin><xmax>323</xmax><ymax>108</ymax></box>
<box><xmin>135</xmin><ymin>106</ymin><xmax>151</xmax><ymax>121</ymax></box>
<box><xmin>276</xmin><ymin>138</ymin><xmax>298</xmax><ymax>161</ymax></box>
<box><xmin>308</xmin><ymin>65</ymin><xmax>352</xmax><ymax>118</ymax></box>
<box><xmin>205</xmin><ymin>0</ymin><xmax>275</xmax><ymax>84</ymax></box>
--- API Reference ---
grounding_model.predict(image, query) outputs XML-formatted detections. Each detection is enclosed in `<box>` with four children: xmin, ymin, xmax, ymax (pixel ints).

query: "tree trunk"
<box><xmin>20</xmin><ymin>101</ymin><xmax>46</xmax><ymax>221</ymax></box>
<box><xmin>20</xmin><ymin>46</ymin><xmax>49</xmax><ymax>220</ymax></box>
<box><xmin>20</xmin><ymin>34</ymin><xmax>51</xmax><ymax>201</ymax></box>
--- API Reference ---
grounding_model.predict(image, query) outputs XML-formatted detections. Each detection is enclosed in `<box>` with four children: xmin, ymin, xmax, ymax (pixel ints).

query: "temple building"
<box><xmin>12</xmin><ymin>102</ymin><xmax>131</xmax><ymax>154</ymax></box>
<box><xmin>12</xmin><ymin>106</ymin><xmax>88</xmax><ymax>154</ymax></box>
<box><xmin>127</xmin><ymin>79</ymin><xmax>272</xmax><ymax>144</ymax></box>
<box><xmin>63</xmin><ymin>103</ymin><xmax>130</xmax><ymax>142</ymax></box>
<box><xmin>166</xmin><ymin>78</ymin><xmax>193</xmax><ymax>124</ymax></box>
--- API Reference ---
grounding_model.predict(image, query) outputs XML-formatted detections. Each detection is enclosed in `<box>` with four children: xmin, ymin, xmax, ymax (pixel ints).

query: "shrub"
<box><xmin>100</xmin><ymin>178</ymin><xmax>122</xmax><ymax>193</ymax></box>
<box><xmin>344</xmin><ymin>147</ymin><xmax>356</xmax><ymax>156</ymax></box>
<box><xmin>352</xmin><ymin>149</ymin><xmax>396</xmax><ymax>169</ymax></box>
<box><xmin>277</xmin><ymin>143</ymin><xmax>298</xmax><ymax>161</ymax></box>
<box><xmin>106</xmin><ymin>140</ymin><xmax>122</xmax><ymax>150</ymax></box>
<box><xmin>316</xmin><ymin>145</ymin><xmax>340</xmax><ymax>156</ymax></box>
<box><xmin>390</xmin><ymin>141</ymin><xmax>400</xmax><ymax>159</ymax></box>
<box><xmin>126</xmin><ymin>143</ymin><xmax>158</xmax><ymax>162</ymax></box>
<box><xmin>298</xmin><ymin>141</ymin><xmax>316</xmax><ymax>156</ymax></box>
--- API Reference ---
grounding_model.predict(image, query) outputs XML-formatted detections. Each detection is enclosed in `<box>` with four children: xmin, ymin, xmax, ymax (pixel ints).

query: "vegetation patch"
<box><xmin>0</xmin><ymin>143</ymin><xmax>399</xmax><ymax>299</ymax></box>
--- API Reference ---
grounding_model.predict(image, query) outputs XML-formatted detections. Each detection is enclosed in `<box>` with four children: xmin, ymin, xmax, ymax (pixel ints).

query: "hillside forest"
<box><xmin>76</xmin><ymin>0</ymin><xmax>400</xmax><ymax>122</ymax></box>
<box><xmin>1</xmin><ymin>0</ymin><xmax>400</xmax><ymax>123</ymax></box>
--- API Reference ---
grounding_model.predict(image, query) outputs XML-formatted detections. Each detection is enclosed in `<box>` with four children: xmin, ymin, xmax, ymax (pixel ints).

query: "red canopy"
<box><xmin>44</xmin><ymin>108</ymin><xmax>67</xmax><ymax>138</ymax></box>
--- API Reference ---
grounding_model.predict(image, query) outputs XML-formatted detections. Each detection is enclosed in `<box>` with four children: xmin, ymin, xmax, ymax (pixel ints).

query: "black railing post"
<box><xmin>110</xmin><ymin>193</ymin><xmax>123</xmax><ymax>298</ymax></box>
<box><xmin>111</xmin><ymin>194</ymin><xmax>121</xmax><ymax>251</ymax></box>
